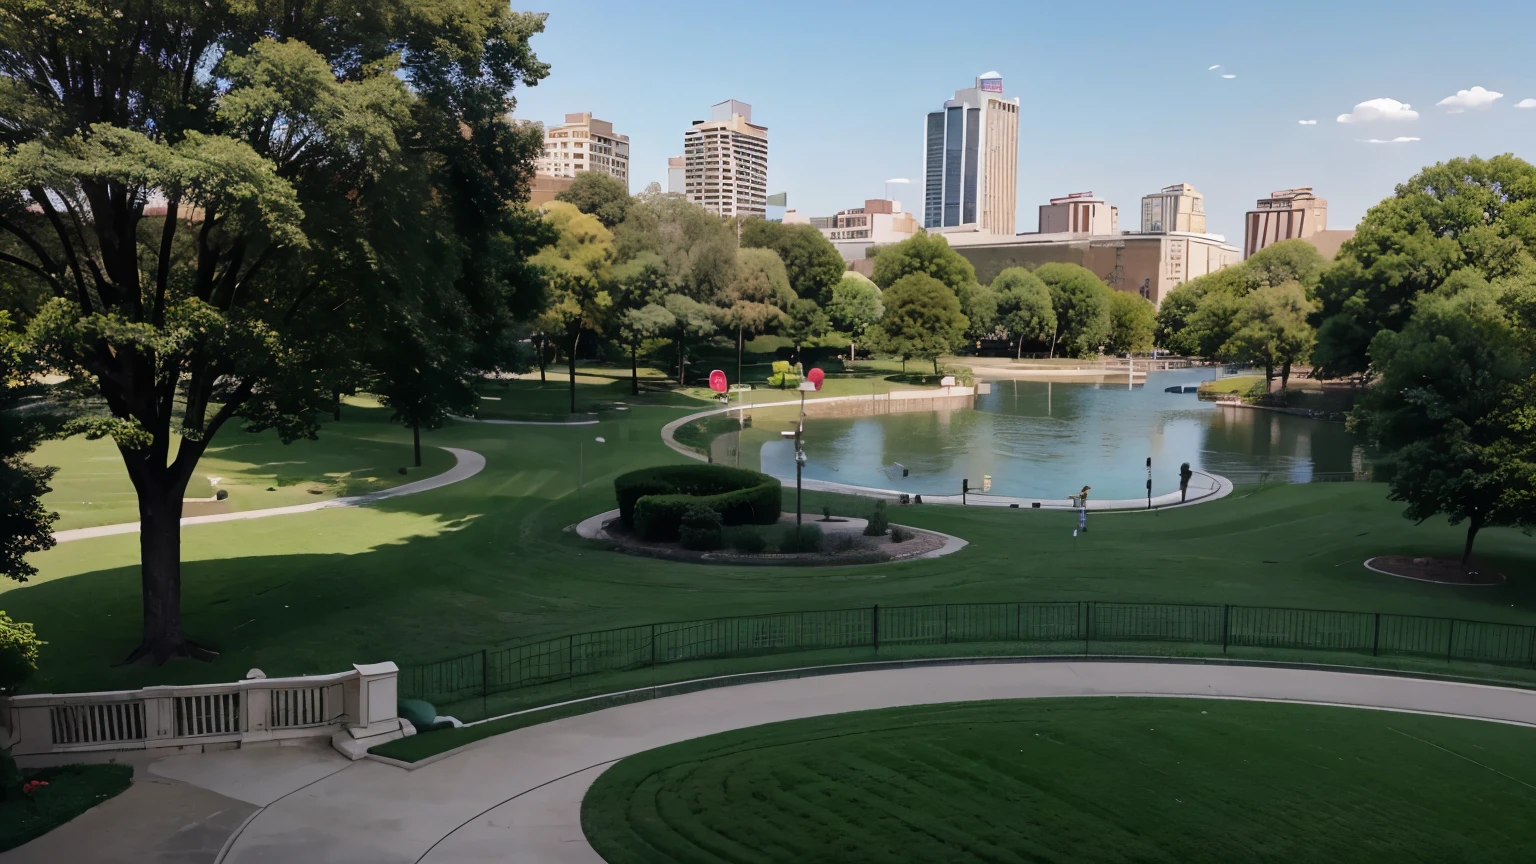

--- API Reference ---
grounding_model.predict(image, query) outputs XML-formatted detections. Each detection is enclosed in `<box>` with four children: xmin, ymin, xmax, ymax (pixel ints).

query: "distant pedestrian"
<box><xmin>1179</xmin><ymin>463</ymin><xmax>1193</xmax><ymax>502</ymax></box>
<box><xmin>1070</xmin><ymin>485</ymin><xmax>1091</xmax><ymax>535</ymax></box>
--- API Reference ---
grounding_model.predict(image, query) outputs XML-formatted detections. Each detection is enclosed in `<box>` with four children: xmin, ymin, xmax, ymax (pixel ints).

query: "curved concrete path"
<box><xmin>52</xmin><ymin>447</ymin><xmax>486</xmax><ymax>544</ymax></box>
<box><xmin>211</xmin><ymin>661</ymin><xmax>1536</xmax><ymax>864</ymax></box>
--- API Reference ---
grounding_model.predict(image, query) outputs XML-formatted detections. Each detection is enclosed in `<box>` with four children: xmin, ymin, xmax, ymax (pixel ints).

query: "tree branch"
<box><xmin>153</xmin><ymin>196</ymin><xmax>181</xmax><ymax>325</ymax></box>
<box><xmin>0</xmin><ymin>217</ymin><xmax>66</xmax><ymax>295</ymax></box>
<box><xmin>0</xmin><ymin>252</ymin><xmax>63</xmax><ymax>294</ymax></box>
<box><xmin>28</xmin><ymin>188</ymin><xmax>93</xmax><ymax>311</ymax></box>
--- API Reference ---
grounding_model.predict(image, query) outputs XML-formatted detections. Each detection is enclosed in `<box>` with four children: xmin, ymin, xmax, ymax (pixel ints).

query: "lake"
<box><xmin>755</xmin><ymin>367</ymin><xmax>1365</xmax><ymax>500</ymax></box>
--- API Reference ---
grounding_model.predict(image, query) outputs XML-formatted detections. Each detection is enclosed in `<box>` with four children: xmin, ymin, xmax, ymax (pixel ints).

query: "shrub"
<box><xmin>616</xmin><ymin>464</ymin><xmax>781</xmax><ymax>541</ymax></box>
<box><xmin>0</xmin><ymin>612</ymin><xmax>43</xmax><ymax>696</ymax></box>
<box><xmin>822</xmin><ymin>505</ymin><xmax>833</xmax><ymax>521</ymax></box>
<box><xmin>890</xmin><ymin>525</ymin><xmax>912</xmax><ymax>543</ymax></box>
<box><xmin>778</xmin><ymin>523</ymin><xmax>823</xmax><ymax>554</ymax></box>
<box><xmin>823</xmin><ymin>532</ymin><xmax>856</xmax><ymax>554</ymax></box>
<box><xmin>864</xmin><ymin>500</ymin><xmax>889</xmax><ymax>536</ymax></box>
<box><xmin>727</xmin><ymin>527</ymin><xmax>768</xmax><ymax>554</ymax></box>
<box><xmin>679</xmin><ymin>505</ymin><xmax>724</xmax><ymax>551</ymax></box>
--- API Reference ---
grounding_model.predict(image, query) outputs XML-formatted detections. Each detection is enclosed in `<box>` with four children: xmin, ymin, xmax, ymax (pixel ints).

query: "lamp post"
<box><xmin>795</xmin><ymin>381</ymin><xmax>816</xmax><ymax>526</ymax></box>
<box><xmin>579</xmin><ymin>436</ymin><xmax>606</xmax><ymax>491</ymax></box>
<box><xmin>1146</xmin><ymin>456</ymin><xmax>1152</xmax><ymax>510</ymax></box>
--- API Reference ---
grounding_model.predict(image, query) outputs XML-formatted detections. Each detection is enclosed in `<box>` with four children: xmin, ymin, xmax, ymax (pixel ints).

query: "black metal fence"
<box><xmin>400</xmin><ymin>601</ymin><xmax>1536</xmax><ymax>719</ymax></box>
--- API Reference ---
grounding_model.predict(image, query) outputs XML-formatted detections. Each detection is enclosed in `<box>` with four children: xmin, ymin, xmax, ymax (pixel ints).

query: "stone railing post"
<box><xmin>242</xmin><ymin>669</ymin><xmax>271</xmax><ymax>736</ymax></box>
<box><xmin>331</xmin><ymin>661</ymin><xmax>411</xmax><ymax>760</ymax></box>
<box><xmin>141</xmin><ymin>686</ymin><xmax>177</xmax><ymax>744</ymax></box>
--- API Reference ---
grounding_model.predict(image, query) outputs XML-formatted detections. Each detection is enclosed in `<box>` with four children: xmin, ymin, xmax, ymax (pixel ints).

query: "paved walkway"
<box><xmin>200</xmin><ymin>661</ymin><xmax>1536</xmax><ymax>863</ymax></box>
<box><xmin>52</xmin><ymin>447</ymin><xmax>485</xmax><ymax>544</ymax></box>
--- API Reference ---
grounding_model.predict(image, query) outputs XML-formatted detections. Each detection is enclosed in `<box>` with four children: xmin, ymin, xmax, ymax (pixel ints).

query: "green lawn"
<box><xmin>36</xmin><ymin>396</ymin><xmax>452</xmax><ymax>530</ymax></box>
<box><xmin>0</xmin><ymin>763</ymin><xmax>134</xmax><ymax>853</ymax></box>
<box><xmin>1198</xmin><ymin>374</ymin><xmax>1264</xmax><ymax>394</ymax></box>
<box><xmin>6</xmin><ymin>375</ymin><xmax>1536</xmax><ymax>698</ymax></box>
<box><xmin>582</xmin><ymin>698</ymin><xmax>1536</xmax><ymax>864</ymax></box>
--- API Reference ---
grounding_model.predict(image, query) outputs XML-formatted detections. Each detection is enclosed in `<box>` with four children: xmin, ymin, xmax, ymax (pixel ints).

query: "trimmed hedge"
<box><xmin>615</xmin><ymin>464</ymin><xmax>781</xmax><ymax>541</ymax></box>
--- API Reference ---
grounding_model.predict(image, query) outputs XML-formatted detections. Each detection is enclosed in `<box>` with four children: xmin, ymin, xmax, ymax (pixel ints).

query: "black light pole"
<box><xmin>1146</xmin><ymin>456</ymin><xmax>1152</xmax><ymax>509</ymax></box>
<box><xmin>795</xmin><ymin>386</ymin><xmax>809</xmax><ymax>527</ymax></box>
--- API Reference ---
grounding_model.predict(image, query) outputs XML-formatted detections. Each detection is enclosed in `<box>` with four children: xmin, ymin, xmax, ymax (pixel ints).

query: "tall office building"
<box><xmin>535</xmin><ymin>113</ymin><xmax>630</xmax><ymax>188</ymax></box>
<box><xmin>683</xmin><ymin>99</ymin><xmax>769</xmax><ymax>218</ymax></box>
<box><xmin>922</xmin><ymin>72</ymin><xmax>1020</xmax><ymax>235</ymax></box>
<box><xmin>1244</xmin><ymin>187</ymin><xmax>1328</xmax><ymax>258</ymax></box>
<box><xmin>666</xmin><ymin>156</ymin><xmax>686</xmax><ymax>194</ymax></box>
<box><xmin>1140</xmin><ymin>183</ymin><xmax>1206</xmax><ymax>234</ymax></box>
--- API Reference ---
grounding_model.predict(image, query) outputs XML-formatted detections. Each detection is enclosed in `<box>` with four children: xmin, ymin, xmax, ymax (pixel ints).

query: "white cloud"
<box><xmin>1207</xmin><ymin>64</ymin><xmax>1221</xmax><ymax>71</ymax></box>
<box><xmin>1437</xmin><ymin>86</ymin><xmax>1503</xmax><ymax>113</ymax></box>
<box><xmin>1361</xmin><ymin>137</ymin><xmax>1421</xmax><ymax>144</ymax></box>
<box><xmin>1298</xmin><ymin>119</ymin><xmax>1317</xmax><ymax>125</ymax></box>
<box><xmin>1221</xmin><ymin>74</ymin><xmax>1237</xmax><ymax>79</ymax></box>
<box><xmin>1518</xmin><ymin>98</ymin><xmax>1536</xmax><ymax>109</ymax></box>
<box><xmin>1336</xmin><ymin>98</ymin><xmax>1418</xmax><ymax>124</ymax></box>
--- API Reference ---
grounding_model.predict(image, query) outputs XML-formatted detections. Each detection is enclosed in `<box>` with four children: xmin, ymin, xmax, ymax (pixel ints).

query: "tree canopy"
<box><xmin>827</xmin><ymin>273</ymin><xmax>883</xmax><ymax>336</ymax></box>
<box><xmin>867</xmin><ymin>273</ymin><xmax>967</xmax><ymax>373</ymax></box>
<box><xmin>0</xmin><ymin>313</ymin><xmax>57</xmax><ymax>583</ymax></box>
<box><xmin>533</xmin><ymin>203</ymin><xmax>615</xmax><ymax>411</ymax></box>
<box><xmin>992</xmin><ymin>268</ymin><xmax>1055</xmax><ymax>357</ymax></box>
<box><xmin>740</xmin><ymin>220</ymin><xmax>844</xmax><ymax>305</ymax></box>
<box><xmin>1221</xmin><ymin>282</ymin><xmax>1316</xmax><ymax>387</ymax></box>
<box><xmin>555</xmin><ymin>171</ymin><xmax>632</xmax><ymax>228</ymax></box>
<box><xmin>1106</xmin><ymin>291</ymin><xmax>1157</xmax><ymax>354</ymax></box>
<box><xmin>1241</xmin><ymin>239</ymin><xmax>1327</xmax><ymax>292</ymax></box>
<box><xmin>0</xmin><ymin>1</ymin><xmax>552</xmax><ymax>662</ymax></box>
<box><xmin>1034</xmin><ymin>263</ymin><xmax>1112</xmax><ymax>358</ymax></box>
<box><xmin>1314</xmin><ymin>154</ymin><xmax>1536</xmax><ymax>378</ymax></box>
<box><xmin>870</xmin><ymin>233</ymin><xmax>976</xmax><ymax>294</ymax></box>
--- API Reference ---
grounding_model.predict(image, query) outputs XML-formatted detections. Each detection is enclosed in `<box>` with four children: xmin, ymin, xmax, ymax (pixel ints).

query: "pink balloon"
<box><xmin>708</xmin><ymin>369</ymin><xmax>728</xmax><ymax>393</ymax></box>
<box><xmin>807</xmin><ymin>367</ymin><xmax>825</xmax><ymax>391</ymax></box>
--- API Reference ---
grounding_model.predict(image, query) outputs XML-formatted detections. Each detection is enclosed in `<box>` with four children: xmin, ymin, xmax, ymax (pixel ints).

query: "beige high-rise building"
<box><xmin>666</xmin><ymin>156</ymin><xmax>686</xmax><ymax>194</ymax></box>
<box><xmin>1244</xmin><ymin>187</ymin><xmax>1328</xmax><ymax>258</ymax></box>
<box><xmin>535</xmin><ymin>113</ymin><xmax>630</xmax><ymax>188</ymax></box>
<box><xmin>1038</xmin><ymin>192</ymin><xmax>1118</xmax><ymax>235</ymax></box>
<box><xmin>923</xmin><ymin>73</ymin><xmax>1019</xmax><ymax>235</ymax></box>
<box><xmin>683</xmin><ymin>99</ymin><xmax>769</xmax><ymax>218</ymax></box>
<box><xmin>1140</xmin><ymin>183</ymin><xmax>1206</xmax><ymax>234</ymax></box>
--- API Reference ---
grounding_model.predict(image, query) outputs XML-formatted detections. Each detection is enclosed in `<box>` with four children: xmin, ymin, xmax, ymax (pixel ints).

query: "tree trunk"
<box><xmin>333</xmin><ymin>390</ymin><xmax>342</xmax><ymax>422</ymax></box>
<box><xmin>1264</xmin><ymin>358</ymin><xmax>1274</xmax><ymax>385</ymax></box>
<box><xmin>630</xmin><ymin>344</ymin><xmax>639</xmax><ymax>395</ymax></box>
<box><xmin>536</xmin><ymin>334</ymin><xmax>547</xmax><ymax>384</ymax></box>
<box><xmin>1016</xmin><ymin>338</ymin><xmax>1023</xmax><ymax>360</ymax></box>
<box><xmin>933</xmin><ymin>356</ymin><xmax>941</xmax><ymax>375</ymax></box>
<box><xmin>676</xmin><ymin>333</ymin><xmax>686</xmax><ymax>385</ymax></box>
<box><xmin>1280</xmin><ymin>358</ymin><xmax>1292</xmax><ymax>391</ymax></box>
<box><xmin>850</xmin><ymin>340</ymin><xmax>857</xmax><ymax>363</ymax></box>
<box><xmin>1462</xmin><ymin>515</ymin><xmax>1483</xmax><ymax>568</ymax></box>
<box><xmin>413</xmin><ymin>424</ymin><xmax>422</xmax><ymax>467</ymax></box>
<box><xmin>1049</xmin><ymin>327</ymin><xmax>1059</xmax><ymax>359</ymax></box>
<box><xmin>568</xmin><ymin>328</ymin><xmax>581</xmax><ymax>413</ymax></box>
<box><xmin>123</xmin><ymin>466</ymin><xmax>214</xmax><ymax>665</ymax></box>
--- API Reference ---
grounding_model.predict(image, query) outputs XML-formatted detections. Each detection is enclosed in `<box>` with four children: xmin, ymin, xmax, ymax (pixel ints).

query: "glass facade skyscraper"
<box><xmin>923</xmin><ymin>73</ymin><xmax>1019</xmax><ymax>235</ymax></box>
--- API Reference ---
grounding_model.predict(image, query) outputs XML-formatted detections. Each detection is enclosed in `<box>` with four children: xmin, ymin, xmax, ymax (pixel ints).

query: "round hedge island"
<box><xmin>614</xmin><ymin>464</ymin><xmax>782</xmax><ymax>541</ymax></box>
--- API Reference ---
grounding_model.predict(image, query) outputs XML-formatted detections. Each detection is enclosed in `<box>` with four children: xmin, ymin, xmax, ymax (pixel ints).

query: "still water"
<box><xmin>758</xmin><ymin>367</ymin><xmax>1364</xmax><ymax>500</ymax></box>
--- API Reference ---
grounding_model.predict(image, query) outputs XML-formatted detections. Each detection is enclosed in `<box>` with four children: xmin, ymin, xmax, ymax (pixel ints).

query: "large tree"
<box><xmin>740</xmin><ymin>219</ymin><xmax>843</xmax><ymax>306</ymax></box>
<box><xmin>1034</xmin><ymin>263</ymin><xmax>1112</xmax><ymax>358</ymax></box>
<box><xmin>0</xmin><ymin>312</ymin><xmax>57</xmax><ymax>583</ymax></box>
<box><xmin>0</xmin><ymin>3</ymin><xmax>551</xmax><ymax>662</ymax></box>
<box><xmin>956</xmin><ymin>281</ymin><xmax>998</xmax><ymax>344</ymax></box>
<box><xmin>826</xmin><ymin>273</ymin><xmax>883</xmax><ymax>360</ymax></box>
<box><xmin>532</xmin><ymin>203</ymin><xmax>615</xmax><ymax>412</ymax></box>
<box><xmin>1155</xmin><ymin>268</ymin><xmax>1245</xmax><ymax>358</ymax></box>
<box><xmin>1242</xmin><ymin>239</ymin><xmax>1327</xmax><ymax>292</ymax></box>
<box><xmin>869</xmin><ymin>232</ymin><xmax>976</xmax><ymax>294</ymax></box>
<box><xmin>1352</xmin><ymin>278</ymin><xmax>1536</xmax><ymax>566</ymax></box>
<box><xmin>1106</xmin><ymin>291</ymin><xmax>1157</xmax><ymax>355</ymax></box>
<box><xmin>554</xmin><ymin>171</ymin><xmax>632</xmax><ymax>229</ymax></box>
<box><xmin>719</xmin><ymin>247</ymin><xmax>792</xmax><ymax>384</ymax></box>
<box><xmin>1221</xmin><ymin>282</ymin><xmax>1316</xmax><ymax>388</ymax></box>
<box><xmin>867</xmin><ymin>273</ymin><xmax>966</xmax><ymax>373</ymax></box>
<box><xmin>609</xmin><ymin>252</ymin><xmax>670</xmax><ymax>395</ymax></box>
<box><xmin>1314</xmin><ymin>155</ymin><xmax>1536</xmax><ymax>379</ymax></box>
<box><xmin>992</xmin><ymin>268</ymin><xmax>1055</xmax><ymax>358</ymax></box>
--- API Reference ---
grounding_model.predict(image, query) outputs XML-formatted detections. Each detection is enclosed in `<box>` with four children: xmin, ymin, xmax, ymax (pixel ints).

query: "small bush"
<box><xmin>214</xmin><ymin>489</ymin><xmax>229</xmax><ymax>501</ymax></box>
<box><xmin>0</xmin><ymin>612</ymin><xmax>43</xmax><ymax>696</ymax></box>
<box><xmin>778</xmin><ymin>523</ymin><xmax>823</xmax><ymax>554</ymax></box>
<box><xmin>822</xmin><ymin>505</ymin><xmax>833</xmax><ymax>521</ymax></box>
<box><xmin>678</xmin><ymin>505</ymin><xmax>724</xmax><ymax>551</ymax></box>
<box><xmin>890</xmin><ymin>525</ymin><xmax>912</xmax><ymax>543</ymax></box>
<box><xmin>616</xmin><ymin>464</ymin><xmax>781</xmax><ymax>541</ymax></box>
<box><xmin>726</xmin><ymin>527</ymin><xmax>768</xmax><ymax>554</ymax></box>
<box><xmin>823</xmin><ymin>533</ymin><xmax>856</xmax><ymax>554</ymax></box>
<box><xmin>864</xmin><ymin>500</ymin><xmax>889</xmax><ymax>536</ymax></box>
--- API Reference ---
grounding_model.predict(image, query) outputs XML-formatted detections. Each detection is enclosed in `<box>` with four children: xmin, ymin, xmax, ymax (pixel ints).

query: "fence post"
<box><xmin>1085</xmin><ymin>601</ymin><xmax>1092</xmax><ymax>655</ymax></box>
<box><xmin>943</xmin><ymin>605</ymin><xmax>949</xmax><ymax>645</ymax></box>
<box><xmin>872</xmin><ymin>605</ymin><xmax>880</xmax><ymax>653</ymax></box>
<box><xmin>1446</xmin><ymin>619</ymin><xmax>1456</xmax><ymax>662</ymax></box>
<box><xmin>1221</xmin><ymin>605</ymin><xmax>1230</xmax><ymax>653</ymax></box>
<box><xmin>650</xmin><ymin>623</ymin><xmax>657</xmax><ymax>669</ymax></box>
<box><xmin>1372</xmin><ymin>613</ymin><xmax>1381</xmax><ymax>656</ymax></box>
<box><xmin>480</xmin><ymin>649</ymin><xmax>488</xmax><ymax>718</ymax></box>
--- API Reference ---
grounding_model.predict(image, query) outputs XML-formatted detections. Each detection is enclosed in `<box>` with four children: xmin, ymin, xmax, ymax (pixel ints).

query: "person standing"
<box><xmin>1179</xmin><ymin>463</ymin><xmax>1193</xmax><ymax>502</ymax></box>
<box><xmin>1070</xmin><ymin>485</ymin><xmax>1091</xmax><ymax>535</ymax></box>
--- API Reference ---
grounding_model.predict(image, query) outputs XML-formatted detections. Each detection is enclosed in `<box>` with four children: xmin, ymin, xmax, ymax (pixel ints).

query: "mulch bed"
<box><xmin>1366</xmin><ymin>555</ymin><xmax>1505</xmax><ymax>586</ymax></box>
<box><xmin>597</xmin><ymin>516</ymin><xmax>945</xmax><ymax>567</ymax></box>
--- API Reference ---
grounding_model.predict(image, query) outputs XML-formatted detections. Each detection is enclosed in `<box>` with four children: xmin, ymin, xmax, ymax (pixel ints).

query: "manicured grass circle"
<box><xmin>582</xmin><ymin>698</ymin><xmax>1536</xmax><ymax>863</ymax></box>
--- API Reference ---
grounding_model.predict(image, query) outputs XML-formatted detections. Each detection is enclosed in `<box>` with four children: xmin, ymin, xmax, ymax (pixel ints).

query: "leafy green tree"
<box><xmin>1352</xmin><ymin>279</ymin><xmax>1536</xmax><ymax>566</ymax></box>
<box><xmin>662</xmin><ymin>294</ymin><xmax>718</xmax><ymax>385</ymax></box>
<box><xmin>0</xmin><ymin>611</ymin><xmax>43</xmax><ymax>695</ymax></box>
<box><xmin>740</xmin><ymin>220</ymin><xmax>844</xmax><ymax>305</ymax></box>
<box><xmin>1</xmin><ymin>314</ymin><xmax>58</xmax><ymax>583</ymax></box>
<box><xmin>993</xmin><ymin>268</ymin><xmax>1055</xmax><ymax>358</ymax></box>
<box><xmin>617</xmin><ymin>303</ymin><xmax>674</xmax><ymax>394</ymax></box>
<box><xmin>1314</xmin><ymin>155</ymin><xmax>1536</xmax><ymax>378</ymax></box>
<box><xmin>532</xmin><ymin>203</ymin><xmax>615</xmax><ymax>412</ymax></box>
<box><xmin>609</xmin><ymin>252</ymin><xmax>671</xmax><ymax>394</ymax></box>
<box><xmin>1156</xmin><ymin>268</ymin><xmax>1245</xmax><ymax>358</ymax></box>
<box><xmin>1221</xmin><ymin>283</ymin><xmax>1317</xmax><ymax>387</ymax></box>
<box><xmin>615</xmin><ymin>190</ymin><xmax>737</xmax><ymax>302</ymax></box>
<box><xmin>956</xmin><ymin>282</ymin><xmax>999</xmax><ymax>343</ymax></box>
<box><xmin>720</xmin><ymin>248</ymin><xmax>792</xmax><ymax>382</ymax></box>
<box><xmin>782</xmin><ymin>299</ymin><xmax>831</xmax><ymax>359</ymax></box>
<box><xmin>555</xmin><ymin>171</ymin><xmax>632</xmax><ymax>229</ymax></box>
<box><xmin>0</xmin><ymin>3</ymin><xmax>551</xmax><ymax>662</ymax></box>
<box><xmin>868</xmin><ymin>273</ymin><xmax>967</xmax><ymax>373</ymax></box>
<box><xmin>870</xmin><ymin>233</ymin><xmax>977</xmax><ymax>294</ymax></box>
<box><xmin>1242</xmin><ymin>239</ymin><xmax>1327</xmax><ymax>292</ymax></box>
<box><xmin>1034</xmin><ymin>263</ymin><xmax>1112</xmax><ymax>358</ymax></box>
<box><xmin>1106</xmin><ymin>291</ymin><xmax>1157</xmax><ymax>354</ymax></box>
<box><xmin>826</xmin><ymin>273</ymin><xmax>884</xmax><ymax>359</ymax></box>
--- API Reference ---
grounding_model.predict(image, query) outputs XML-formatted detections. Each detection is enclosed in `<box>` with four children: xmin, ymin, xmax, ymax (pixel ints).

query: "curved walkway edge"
<box><xmin>52</xmin><ymin>447</ymin><xmax>486</xmax><ymax>544</ymax></box>
<box><xmin>213</xmin><ymin>660</ymin><xmax>1536</xmax><ymax>864</ymax></box>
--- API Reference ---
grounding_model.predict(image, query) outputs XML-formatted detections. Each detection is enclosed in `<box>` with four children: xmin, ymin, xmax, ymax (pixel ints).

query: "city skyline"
<box><xmin>514</xmin><ymin>0</ymin><xmax>1533</xmax><ymax>240</ymax></box>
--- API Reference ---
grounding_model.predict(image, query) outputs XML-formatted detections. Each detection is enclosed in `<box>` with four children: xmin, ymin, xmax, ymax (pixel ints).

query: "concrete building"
<box><xmin>666</xmin><ymin>156</ymin><xmax>685</xmax><ymax>195</ymax></box>
<box><xmin>1038</xmin><ymin>192</ymin><xmax>1118</xmax><ymax>235</ymax></box>
<box><xmin>1303</xmin><ymin>229</ymin><xmax>1357</xmax><ymax>261</ymax></box>
<box><xmin>1140</xmin><ymin>183</ymin><xmax>1206</xmax><ymax>234</ymax></box>
<box><xmin>923</xmin><ymin>72</ymin><xmax>1020</xmax><ymax>235</ymax></box>
<box><xmin>683</xmin><ymin>99</ymin><xmax>769</xmax><ymax>218</ymax></box>
<box><xmin>942</xmin><ymin>228</ymin><xmax>1240</xmax><ymax>306</ymax></box>
<box><xmin>528</xmin><ymin>174</ymin><xmax>574</xmax><ymax>208</ymax></box>
<box><xmin>786</xmin><ymin>198</ymin><xmax>923</xmax><ymax>261</ymax></box>
<box><xmin>535</xmin><ymin>113</ymin><xmax>630</xmax><ymax>188</ymax></box>
<box><xmin>1244</xmin><ymin>187</ymin><xmax>1328</xmax><ymax>258</ymax></box>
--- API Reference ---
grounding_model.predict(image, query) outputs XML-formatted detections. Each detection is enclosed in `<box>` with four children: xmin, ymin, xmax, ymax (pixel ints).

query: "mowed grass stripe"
<box><xmin>582</xmin><ymin>698</ymin><xmax>1536</xmax><ymax>863</ymax></box>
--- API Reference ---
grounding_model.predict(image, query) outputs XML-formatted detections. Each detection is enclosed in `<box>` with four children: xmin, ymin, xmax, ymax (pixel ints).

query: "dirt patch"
<box><xmin>1365</xmin><ymin>555</ymin><xmax>1505</xmax><ymax>586</ymax></box>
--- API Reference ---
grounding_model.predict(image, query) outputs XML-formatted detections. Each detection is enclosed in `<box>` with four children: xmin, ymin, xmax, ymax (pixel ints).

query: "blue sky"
<box><xmin>513</xmin><ymin>0</ymin><xmax>1536</xmax><ymax>241</ymax></box>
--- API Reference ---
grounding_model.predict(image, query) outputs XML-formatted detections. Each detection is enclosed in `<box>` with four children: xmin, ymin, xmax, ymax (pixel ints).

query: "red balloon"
<box><xmin>708</xmin><ymin>369</ymin><xmax>728</xmax><ymax>393</ymax></box>
<box><xmin>807</xmin><ymin>367</ymin><xmax>825</xmax><ymax>391</ymax></box>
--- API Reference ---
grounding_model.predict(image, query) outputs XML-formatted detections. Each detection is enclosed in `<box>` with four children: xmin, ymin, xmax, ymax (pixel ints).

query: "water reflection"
<box><xmin>759</xmin><ymin>367</ymin><xmax>1364</xmax><ymax>499</ymax></box>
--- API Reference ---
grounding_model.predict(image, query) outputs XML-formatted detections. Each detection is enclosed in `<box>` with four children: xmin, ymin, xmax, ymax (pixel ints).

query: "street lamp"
<box><xmin>794</xmin><ymin>380</ymin><xmax>817</xmax><ymax>526</ymax></box>
<box><xmin>579</xmin><ymin>436</ymin><xmax>606</xmax><ymax>491</ymax></box>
